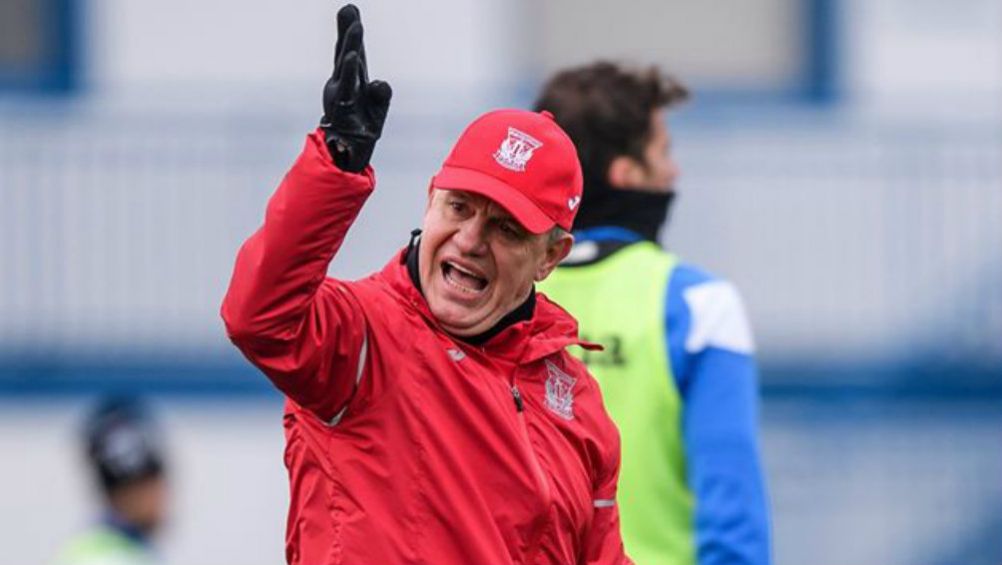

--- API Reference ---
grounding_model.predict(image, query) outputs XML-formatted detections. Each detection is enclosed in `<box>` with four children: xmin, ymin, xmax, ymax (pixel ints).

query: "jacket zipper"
<box><xmin>510</xmin><ymin>382</ymin><xmax>552</xmax><ymax>564</ymax></box>
<box><xmin>511</xmin><ymin>385</ymin><xmax>524</xmax><ymax>411</ymax></box>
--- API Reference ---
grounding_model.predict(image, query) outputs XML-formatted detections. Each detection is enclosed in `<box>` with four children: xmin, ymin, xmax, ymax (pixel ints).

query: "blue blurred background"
<box><xmin>1</xmin><ymin>0</ymin><xmax>1000</xmax><ymax>563</ymax></box>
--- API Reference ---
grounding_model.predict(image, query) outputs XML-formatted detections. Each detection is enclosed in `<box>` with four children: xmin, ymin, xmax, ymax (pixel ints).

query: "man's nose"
<box><xmin>453</xmin><ymin>219</ymin><xmax>489</xmax><ymax>256</ymax></box>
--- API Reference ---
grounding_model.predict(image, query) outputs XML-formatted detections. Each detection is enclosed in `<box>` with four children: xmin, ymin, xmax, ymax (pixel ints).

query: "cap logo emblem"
<box><xmin>567</xmin><ymin>195</ymin><xmax>581</xmax><ymax>210</ymax></box>
<box><xmin>494</xmin><ymin>127</ymin><xmax>542</xmax><ymax>172</ymax></box>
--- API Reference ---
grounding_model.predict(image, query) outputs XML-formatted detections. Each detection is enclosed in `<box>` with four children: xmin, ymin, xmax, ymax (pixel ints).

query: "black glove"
<box><xmin>320</xmin><ymin>4</ymin><xmax>392</xmax><ymax>173</ymax></box>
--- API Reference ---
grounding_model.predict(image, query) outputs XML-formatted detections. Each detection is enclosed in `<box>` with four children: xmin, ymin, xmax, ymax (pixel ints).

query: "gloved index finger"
<box><xmin>356</xmin><ymin>26</ymin><xmax>369</xmax><ymax>85</ymax></box>
<box><xmin>334</xmin><ymin>4</ymin><xmax>361</xmax><ymax>65</ymax></box>
<box><xmin>335</xmin><ymin>51</ymin><xmax>363</xmax><ymax>103</ymax></box>
<box><xmin>334</xmin><ymin>21</ymin><xmax>363</xmax><ymax>82</ymax></box>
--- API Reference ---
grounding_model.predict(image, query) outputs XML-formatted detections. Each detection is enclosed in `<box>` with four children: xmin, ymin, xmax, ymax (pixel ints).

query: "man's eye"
<box><xmin>499</xmin><ymin>222</ymin><xmax>523</xmax><ymax>238</ymax></box>
<box><xmin>449</xmin><ymin>201</ymin><xmax>466</xmax><ymax>213</ymax></box>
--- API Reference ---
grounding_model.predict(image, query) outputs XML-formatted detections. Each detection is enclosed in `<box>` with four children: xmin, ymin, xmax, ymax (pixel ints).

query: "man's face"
<box><xmin>419</xmin><ymin>189</ymin><xmax>571</xmax><ymax>337</ymax></box>
<box><xmin>632</xmin><ymin>108</ymin><xmax>680</xmax><ymax>192</ymax></box>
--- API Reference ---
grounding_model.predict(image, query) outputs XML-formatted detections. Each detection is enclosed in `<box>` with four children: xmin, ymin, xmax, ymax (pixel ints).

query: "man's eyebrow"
<box><xmin>487</xmin><ymin>205</ymin><xmax>516</xmax><ymax>223</ymax></box>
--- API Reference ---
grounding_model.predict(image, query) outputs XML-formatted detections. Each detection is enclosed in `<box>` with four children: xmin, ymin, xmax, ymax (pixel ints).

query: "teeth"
<box><xmin>451</xmin><ymin>263</ymin><xmax>481</xmax><ymax>278</ymax></box>
<box><xmin>444</xmin><ymin>262</ymin><xmax>487</xmax><ymax>292</ymax></box>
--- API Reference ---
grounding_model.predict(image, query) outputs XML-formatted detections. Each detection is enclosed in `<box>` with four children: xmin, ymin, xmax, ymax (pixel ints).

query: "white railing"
<box><xmin>2</xmin><ymin>106</ymin><xmax>1000</xmax><ymax>366</ymax></box>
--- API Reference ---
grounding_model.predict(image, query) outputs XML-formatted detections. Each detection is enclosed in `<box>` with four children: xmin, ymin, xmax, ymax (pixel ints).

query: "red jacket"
<box><xmin>222</xmin><ymin>131</ymin><xmax>630</xmax><ymax>565</ymax></box>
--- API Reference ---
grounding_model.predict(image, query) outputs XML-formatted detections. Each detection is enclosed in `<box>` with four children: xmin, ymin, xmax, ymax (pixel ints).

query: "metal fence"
<box><xmin>1</xmin><ymin>105</ymin><xmax>1000</xmax><ymax>381</ymax></box>
<box><xmin>1</xmin><ymin>101</ymin><xmax>1000</xmax><ymax>565</ymax></box>
<box><xmin>763</xmin><ymin>396</ymin><xmax>1002</xmax><ymax>565</ymax></box>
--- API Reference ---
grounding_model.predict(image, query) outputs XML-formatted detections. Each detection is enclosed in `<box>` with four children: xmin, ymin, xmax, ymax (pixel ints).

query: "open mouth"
<box><xmin>442</xmin><ymin>261</ymin><xmax>489</xmax><ymax>293</ymax></box>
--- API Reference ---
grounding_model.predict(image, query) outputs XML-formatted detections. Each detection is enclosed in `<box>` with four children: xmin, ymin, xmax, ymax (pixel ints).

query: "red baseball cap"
<box><xmin>432</xmin><ymin>109</ymin><xmax>584</xmax><ymax>234</ymax></box>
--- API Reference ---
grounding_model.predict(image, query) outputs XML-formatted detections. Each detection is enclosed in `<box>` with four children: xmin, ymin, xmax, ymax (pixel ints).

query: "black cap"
<box><xmin>83</xmin><ymin>397</ymin><xmax>164</xmax><ymax>493</ymax></box>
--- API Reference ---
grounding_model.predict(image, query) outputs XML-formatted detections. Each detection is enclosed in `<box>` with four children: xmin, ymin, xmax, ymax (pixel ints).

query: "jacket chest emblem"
<box><xmin>544</xmin><ymin>360</ymin><xmax>576</xmax><ymax>420</ymax></box>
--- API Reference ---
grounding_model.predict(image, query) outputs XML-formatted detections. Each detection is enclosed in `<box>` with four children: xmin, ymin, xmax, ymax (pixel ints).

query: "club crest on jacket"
<box><xmin>545</xmin><ymin>360</ymin><xmax>576</xmax><ymax>420</ymax></box>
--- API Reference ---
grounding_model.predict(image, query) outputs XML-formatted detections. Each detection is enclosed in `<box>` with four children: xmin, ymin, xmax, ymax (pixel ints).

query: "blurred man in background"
<box><xmin>56</xmin><ymin>397</ymin><xmax>168</xmax><ymax>565</ymax></box>
<box><xmin>536</xmin><ymin>62</ymin><xmax>771</xmax><ymax>565</ymax></box>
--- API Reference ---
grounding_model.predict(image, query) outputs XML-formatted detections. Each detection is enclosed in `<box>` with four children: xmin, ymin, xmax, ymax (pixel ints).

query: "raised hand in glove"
<box><xmin>320</xmin><ymin>4</ymin><xmax>392</xmax><ymax>173</ymax></box>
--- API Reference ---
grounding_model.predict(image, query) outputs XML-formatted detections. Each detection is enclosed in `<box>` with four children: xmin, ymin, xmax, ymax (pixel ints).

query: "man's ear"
<box><xmin>426</xmin><ymin>180</ymin><xmax>438</xmax><ymax>210</ymax></box>
<box><xmin>535</xmin><ymin>232</ymin><xmax>574</xmax><ymax>282</ymax></box>
<box><xmin>421</xmin><ymin>185</ymin><xmax>441</xmax><ymax>234</ymax></box>
<box><xmin>607</xmin><ymin>155</ymin><xmax>643</xmax><ymax>189</ymax></box>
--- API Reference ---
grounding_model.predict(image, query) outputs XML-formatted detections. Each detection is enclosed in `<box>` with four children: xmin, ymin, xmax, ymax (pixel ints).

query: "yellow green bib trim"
<box><xmin>539</xmin><ymin>241</ymin><xmax>694</xmax><ymax>565</ymax></box>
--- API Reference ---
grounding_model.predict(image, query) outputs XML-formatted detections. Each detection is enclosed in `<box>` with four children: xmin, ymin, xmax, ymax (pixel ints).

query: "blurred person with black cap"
<box><xmin>55</xmin><ymin>397</ymin><xmax>167</xmax><ymax>565</ymax></box>
<box><xmin>536</xmin><ymin>63</ymin><xmax>771</xmax><ymax>565</ymax></box>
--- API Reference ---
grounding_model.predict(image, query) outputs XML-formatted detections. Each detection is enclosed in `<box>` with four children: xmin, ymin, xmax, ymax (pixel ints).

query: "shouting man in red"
<box><xmin>221</xmin><ymin>5</ymin><xmax>630</xmax><ymax>565</ymax></box>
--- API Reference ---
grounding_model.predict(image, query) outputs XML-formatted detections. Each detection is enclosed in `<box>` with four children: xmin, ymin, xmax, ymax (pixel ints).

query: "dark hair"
<box><xmin>533</xmin><ymin>61</ymin><xmax>689</xmax><ymax>182</ymax></box>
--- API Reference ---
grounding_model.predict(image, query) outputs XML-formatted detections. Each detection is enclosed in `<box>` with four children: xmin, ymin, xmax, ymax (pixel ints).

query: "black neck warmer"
<box><xmin>404</xmin><ymin>230</ymin><xmax>535</xmax><ymax>346</ymax></box>
<box><xmin>573</xmin><ymin>180</ymin><xmax>675</xmax><ymax>243</ymax></box>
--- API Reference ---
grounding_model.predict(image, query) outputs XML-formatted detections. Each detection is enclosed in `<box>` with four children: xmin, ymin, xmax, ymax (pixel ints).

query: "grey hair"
<box><xmin>547</xmin><ymin>225</ymin><xmax>569</xmax><ymax>245</ymax></box>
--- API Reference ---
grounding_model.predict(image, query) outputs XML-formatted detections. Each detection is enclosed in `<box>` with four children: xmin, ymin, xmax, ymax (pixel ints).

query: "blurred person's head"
<box><xmin>534</xmin><ymin>62</ymin><xmax>689</xmax><ymax>240</ymax></box>
<box><xmin>422</xmin><ymin>109</ymin><xmax>579</xmax><ymax>336</ymax></box>
<box><xmin>84</xmin><ymin>397</ymin><xmax>168</xmax><ymax>537</ymax></box>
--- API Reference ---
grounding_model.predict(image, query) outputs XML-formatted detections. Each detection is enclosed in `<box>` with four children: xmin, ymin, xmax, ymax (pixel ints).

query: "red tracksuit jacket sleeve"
<box><xmin>583</xmin><ymin>437</ymin><xmax>633</xmax><ymax>565</ymax></box>
<box><xmin>221</xmin><ymin>130</ymin><xmax>374</xmax><ymax>421</ymax></box>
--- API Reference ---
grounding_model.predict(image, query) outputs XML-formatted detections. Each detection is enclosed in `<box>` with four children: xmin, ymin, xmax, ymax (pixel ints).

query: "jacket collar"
<box><xmin>379</xmin><ymin>247</ymin><xmax>598</xmax><ymax>364</ymax></box>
